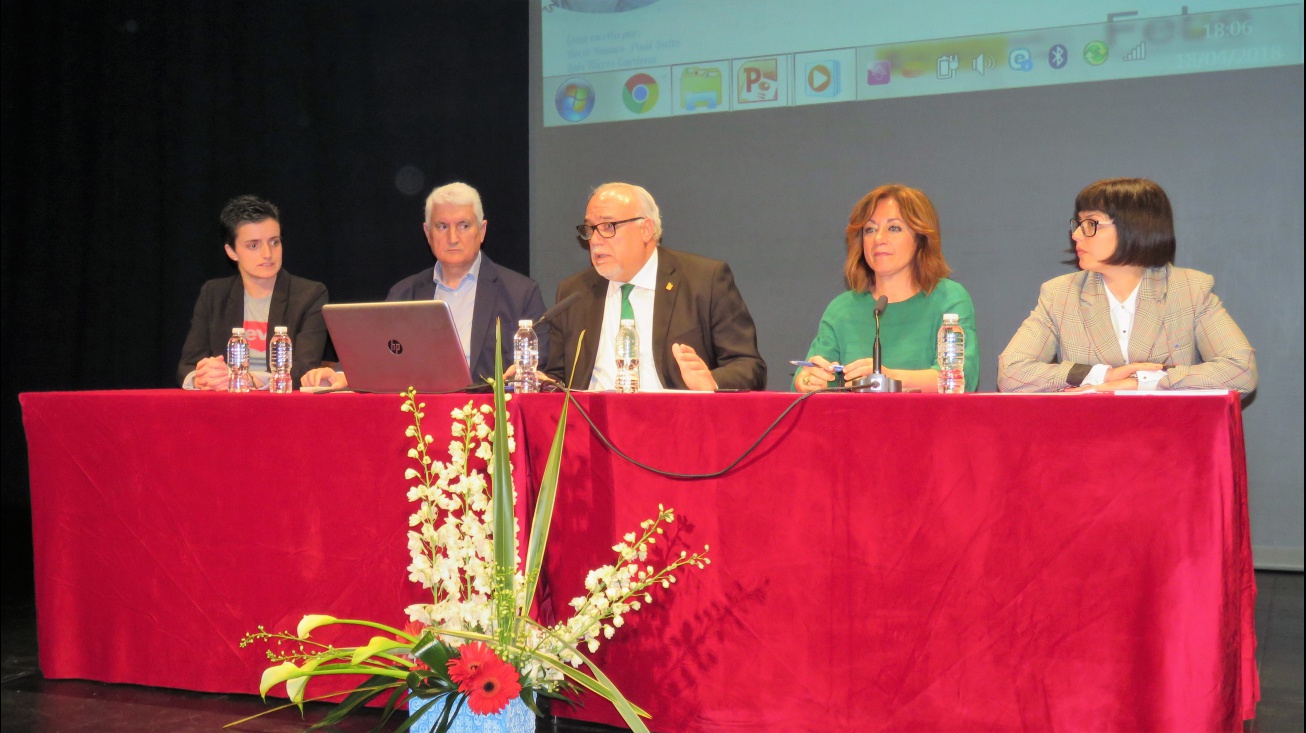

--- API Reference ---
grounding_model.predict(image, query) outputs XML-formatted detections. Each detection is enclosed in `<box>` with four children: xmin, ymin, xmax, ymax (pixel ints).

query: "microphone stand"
<box><xmin>853</xmin><ymin>297</ymin><xmax>902</xmax><ymax>393</ymax></box>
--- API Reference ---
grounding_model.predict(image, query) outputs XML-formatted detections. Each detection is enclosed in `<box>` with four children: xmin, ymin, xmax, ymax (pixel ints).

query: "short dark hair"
<box><xmin>1072</xmin><ymin>178</ymin><xmax>1176</xmax><ymax>268</ymax></box>
<box><xmin>219</xmin><ymin>195</ymin><xmax>280</xmax><ymax>246</ymax></box>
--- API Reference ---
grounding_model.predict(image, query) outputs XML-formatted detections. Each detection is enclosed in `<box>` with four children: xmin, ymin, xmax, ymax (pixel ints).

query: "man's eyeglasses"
<box><xmin>576</xmin><ymin>217</ymin><xmax>645</xmax><ymax>239</ymax></box>
<box><xmin>1070</xmin><ymin>217</ymin><xmax>1113</xmax><ymax>237</ymax></box>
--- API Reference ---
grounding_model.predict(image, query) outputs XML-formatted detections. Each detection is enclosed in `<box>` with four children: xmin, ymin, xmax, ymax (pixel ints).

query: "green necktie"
<box><xmin>620</xmin><ymin>283</ymin><xmax>635</xmax><ymax>321</ymax></box>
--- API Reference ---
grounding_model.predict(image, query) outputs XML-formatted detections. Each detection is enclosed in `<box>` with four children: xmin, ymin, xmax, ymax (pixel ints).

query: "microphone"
<box><xmin>852</xmin><ymin>294</ymin><xmax>901</xmax><ymax>393</ymax></box>
<box><xmin>872</xmin><ymin>295</ymin><xmax>888</xmax><ymax>374</ymax></box>
<box><xmin>534</xmin><ymin>292</ymin><xmax>581</xmax><ymax>327</ymax></box>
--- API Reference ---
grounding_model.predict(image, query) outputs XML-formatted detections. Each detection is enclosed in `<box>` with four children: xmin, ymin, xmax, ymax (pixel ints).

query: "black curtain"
<box><xmin>0</xmin><ymin>1</ymin><xmax>529</xmax><ymax>586</ymax></box>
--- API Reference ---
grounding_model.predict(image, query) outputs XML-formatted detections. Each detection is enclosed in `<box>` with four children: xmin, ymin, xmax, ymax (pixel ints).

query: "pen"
<box><xmin>789</xmin><ymin>360</ymin><xmax>844</xmax><ymax>373</ymax></box>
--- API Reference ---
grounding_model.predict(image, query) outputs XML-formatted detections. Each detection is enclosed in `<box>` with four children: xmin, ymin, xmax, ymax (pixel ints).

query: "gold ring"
<box><xmin>803</xmin><ymin>375</ymin><xmax>812</xmax><ymax>386</ymax></box>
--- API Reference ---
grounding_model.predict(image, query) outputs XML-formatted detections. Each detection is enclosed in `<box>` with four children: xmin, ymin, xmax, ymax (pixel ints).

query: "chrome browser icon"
<box><xmin>622</xmin><ymin>73</ymin><xmax>659</xmax><ymax>114</ymax></box>
<box><xmin>555</xmin><ymin>78</ymin><xmax>595</xmax><ymax>122</ymax></box>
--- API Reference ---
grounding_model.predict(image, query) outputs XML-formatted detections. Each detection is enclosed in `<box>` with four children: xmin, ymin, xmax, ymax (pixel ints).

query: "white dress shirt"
<box><xmin>589</xmin><ymin>249</ymin><xmax>665</xmax><ymax>391</ymax></box>
<box><xmin>433</xmin><ymin>253</ymin><xmax>481</xmax><ymax>367</ymax></box>
<box><xmin>1082</xmin><ymin>280</ymin><xmax>1163</xmax><ymax>390</ymax></box>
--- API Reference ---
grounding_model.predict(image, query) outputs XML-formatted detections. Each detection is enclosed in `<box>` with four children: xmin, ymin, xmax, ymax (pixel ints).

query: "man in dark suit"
<box><xmin>302</xmin><ymin>182</ymin><xmax>546</xmax><ymax>389</ymax></box>
<box><xmin>545</xmin><ymin>182</ymin><xmax>766</xmax><ymax>391</ymax></box>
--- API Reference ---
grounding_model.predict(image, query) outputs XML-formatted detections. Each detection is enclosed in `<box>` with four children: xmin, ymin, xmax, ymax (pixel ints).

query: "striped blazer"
<box><xmin>997</xmin><ymin>265</ymin><xmax>1257</xmax><ymax>394</ymax></box>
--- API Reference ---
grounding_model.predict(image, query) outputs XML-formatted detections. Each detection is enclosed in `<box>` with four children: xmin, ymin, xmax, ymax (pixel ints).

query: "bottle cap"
<box><xmin>232</xmin><ymin>327</ymin><xmax>245</xmax><ymax>335</ymax></box>
<box><xmin>274</xmin><ymin>326</ymin><xmax>288</xmax><ymax>334</ymax></box>
<box><xmin>620</xmin><ymin>319</ymin><xmax>635</xmax><ymax>326</ymax></box>
<box><xmin>518</xmin><ymin>320</ymin><xmax>533</xmax><ymax>327</ymax></box>
<box><xmin>942</xmin><ymin>313</ymin><xmax>959</xmax><ymax>323</ymax></box>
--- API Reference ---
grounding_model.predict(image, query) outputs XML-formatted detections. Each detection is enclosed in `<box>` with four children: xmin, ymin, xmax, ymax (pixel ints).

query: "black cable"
<box><xmin>557</xmin><ymin>387</ymin><xmax>858</xmax><ymax>480</ymax></box>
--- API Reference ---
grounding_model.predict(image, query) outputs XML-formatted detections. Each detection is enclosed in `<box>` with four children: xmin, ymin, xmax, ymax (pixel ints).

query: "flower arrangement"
<box><xmin>235</xmin><ymin>331</ymin><xmax>709</xmax><ymax>733</ymax></box>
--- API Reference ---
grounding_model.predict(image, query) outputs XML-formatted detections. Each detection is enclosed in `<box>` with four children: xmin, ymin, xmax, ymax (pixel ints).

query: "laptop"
<box><xmin>321</xmin><ymin>300</ymin><xmax>473</xmax><ymax>393</ymax></box>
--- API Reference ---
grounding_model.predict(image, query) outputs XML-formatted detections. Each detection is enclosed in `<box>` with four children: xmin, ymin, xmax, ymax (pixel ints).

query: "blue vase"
<box><xmin>407</xmin><ymin>695</ymin><xmax>534</xmax><ymax>733</ymax></box>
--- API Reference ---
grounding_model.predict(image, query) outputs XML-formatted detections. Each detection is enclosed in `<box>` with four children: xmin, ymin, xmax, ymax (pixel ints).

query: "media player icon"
<box><xmin>806</xmin><ymin>60</ymin><xmax>841</xmax><ymax>96</ymax></box>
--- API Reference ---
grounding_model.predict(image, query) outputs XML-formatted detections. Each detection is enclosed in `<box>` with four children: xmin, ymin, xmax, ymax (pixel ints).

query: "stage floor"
<box><xmin>2</xmin><ymin>568</ymin><xmax>1300</xmax><ymax>732</ymax></box>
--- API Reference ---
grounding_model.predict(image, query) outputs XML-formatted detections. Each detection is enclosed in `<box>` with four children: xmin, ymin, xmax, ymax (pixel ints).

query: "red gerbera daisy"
<box><xmin>463</xmin><ymin>658</ymin><xmax>522</xmax><ymax>715</ymax></box>
<box><xmin>447</xmin><ymin>641</ymin><xmax>499</xmax><ymax>685</ymax></box>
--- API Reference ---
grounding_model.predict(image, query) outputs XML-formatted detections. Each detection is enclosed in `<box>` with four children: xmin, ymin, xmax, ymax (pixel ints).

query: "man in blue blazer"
<box><xmin>302</xmin><ymin>182</ymin><xmax>546</xmax><ymax>389</ymax></box>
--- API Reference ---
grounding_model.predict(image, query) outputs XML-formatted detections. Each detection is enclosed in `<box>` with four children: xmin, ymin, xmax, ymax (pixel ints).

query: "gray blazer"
<box><xmin>997</xmin><ymin>265</ymin><xmax>1257</xmax><ymax>394</ymax></box>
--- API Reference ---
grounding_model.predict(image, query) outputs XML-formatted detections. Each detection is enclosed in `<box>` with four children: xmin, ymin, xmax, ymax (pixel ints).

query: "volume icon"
<box><xmin>972</xmin><ymin>53</ymin><xmax>995</xmax><ymax>75</ymax></box>
<box><xmin>1123</xmin><ymin>42</ymin><xmax>1147</xmax><ymax>61</ymax></box>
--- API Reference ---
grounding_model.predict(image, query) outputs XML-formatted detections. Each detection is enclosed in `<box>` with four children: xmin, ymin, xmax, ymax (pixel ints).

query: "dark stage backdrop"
<box><xmin>0</xmin><ymin>1</ymin><xmax>531</xmax><ymax>576</ymax></box>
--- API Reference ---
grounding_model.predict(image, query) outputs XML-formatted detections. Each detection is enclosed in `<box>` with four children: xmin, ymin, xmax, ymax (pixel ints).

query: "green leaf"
<box><xmin>394</xmin><ymin>692</ymin><xmax>463</xmax><ymax>733</ymax></box>
<box><xmin>367</xmin><ymin>684</ymin><xmax>409</xmax><ymax>733</ymax></box>
<box><xmin>566</xmin><ymin>647</ymin><xmax>651</xmax><ymax>733</ymax></box>
<box><xmin>392</xmin><ymin>695</ymin><xmax>440</xmax><ymax>733</ymax></box>
<box><xmin>490</xmin><ymin>319</ymin><xmax>516</xmax><ymax>646</ymax></box>
<box><xmin>411</xmin><ymin>635</ymin><xmax>453</xmax><ymax>680</ymax></box>
<box><xmin>519</xmin><ymin>689</ymin><xmax>545</xmax><ymax>718</ymax></box>
<box><xmin>351</xmin><ymin>635</ymin><xmax>409</xmax><ymax>665</ymax></box>
<box><xmin>517</xmin><ymin>387</ymin><xmax>570</xmax><ymax>632</ymax></box>
<box><xmin>514</xmin><ymin>620</ymin><xmax>651</xmax><ymax>724</ymax></box>
<box><xmin>306</xmin><ymin>676</ymin><xmax>402</xmax><ymax>730</ymax></box>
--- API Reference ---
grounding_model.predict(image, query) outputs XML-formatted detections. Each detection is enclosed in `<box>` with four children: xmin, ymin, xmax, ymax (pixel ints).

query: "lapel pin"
<box><xmin>665</xmin><ymin>282</ymin><xmax>673</xmax><ymax>291</ymax></box>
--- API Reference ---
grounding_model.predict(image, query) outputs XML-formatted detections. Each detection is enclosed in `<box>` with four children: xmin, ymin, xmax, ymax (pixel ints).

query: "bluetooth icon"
<box><xmin>1048</xmin><ymin>44</ymin><xmax>1068</xmax><ymax>69</ymax></box>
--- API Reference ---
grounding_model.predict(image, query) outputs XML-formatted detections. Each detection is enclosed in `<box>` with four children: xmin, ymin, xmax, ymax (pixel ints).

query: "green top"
<box><xmin>804</xmin><ymin>278</ymin><xmax>980</xmax><ymax>392</ymax></box>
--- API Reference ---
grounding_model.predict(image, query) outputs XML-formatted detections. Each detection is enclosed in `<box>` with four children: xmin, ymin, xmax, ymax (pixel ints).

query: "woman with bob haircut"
<box><xmin>997</xmin><ymin>177</ymin><xmax>1256</xmax><ymax>393</ymax></box>
<box><xmin>795</xmin><ymin>184</ymin><xmax>979</xmax><ymax>393</ymax></box>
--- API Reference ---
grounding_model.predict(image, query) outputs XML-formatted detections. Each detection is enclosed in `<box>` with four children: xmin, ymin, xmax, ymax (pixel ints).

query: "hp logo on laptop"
<box><xmin>388</xmin><ymin>339</ymin><xmax>404</xmax><ymax>355</ymax></box>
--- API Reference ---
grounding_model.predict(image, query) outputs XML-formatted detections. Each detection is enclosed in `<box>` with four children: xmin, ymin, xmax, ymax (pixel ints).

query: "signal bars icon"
<box><xmin>1123</xmin><ymin>42</ymin><xmax>1147</xmax><ymax>61</ymax></box>
<box><xmin>972</xmin><ymin>53</ymin><xmax>996</xmax><ymax>75</ymax></box>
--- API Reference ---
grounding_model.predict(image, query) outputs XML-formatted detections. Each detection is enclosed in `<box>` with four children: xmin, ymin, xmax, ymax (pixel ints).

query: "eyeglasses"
<box><xmin>1070</xmin><ymin>217</ymin><xmax>1113</xmax><ymax>237</ymax></box>
<box><xmin>576</xmin><ymin>217</ymin><xmax>645</xmax><ymax>239</ymax></box>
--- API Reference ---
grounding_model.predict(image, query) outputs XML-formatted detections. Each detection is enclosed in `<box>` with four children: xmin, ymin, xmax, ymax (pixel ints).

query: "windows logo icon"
<box><xmin>622</xmin><ymin>73</ymin><xmax>659</xmax><ymax>114</ymax></box>
<box><xmin>555</xmin><ymin>77</ymin><xmax>595</xmax><ymax>122</ymax></box>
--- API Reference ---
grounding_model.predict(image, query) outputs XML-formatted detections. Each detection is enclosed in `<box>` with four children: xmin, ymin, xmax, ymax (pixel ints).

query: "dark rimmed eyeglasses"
<box><xmin>1070</xmin><ymin>217</ymin><xmax>1113</xmax><ymax>237</ymax></box>
<box><xmin>576</xmin><ymin>217</ymin><xmax>645</xmax><ymax>239</ymax></box>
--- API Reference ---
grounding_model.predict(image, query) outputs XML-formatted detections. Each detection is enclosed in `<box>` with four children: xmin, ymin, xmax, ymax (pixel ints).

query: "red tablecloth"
<box><xmin>21</xmin><ymin>390</ymin><xmax>1257</xmax><ymax>732</ymax></box>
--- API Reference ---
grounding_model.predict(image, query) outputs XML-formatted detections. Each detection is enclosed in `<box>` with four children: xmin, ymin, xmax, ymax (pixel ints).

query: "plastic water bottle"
<box><xmin>615</xmin><ymin>319</ymin><xmax>640</xmax><ymax>393</ymax></box>
<box><xmin>227</xmin><ymin>327</ymin><xmax>252</xmax><ymax>393</ymax></box>
<box><xmin>269</xmin><ymin>326</ymin><xmax>293</xmax><ymax>394</ymax></box>
<box><xmin>512</xmin><ymin>320</ymin><xmax>539</xmax><ymax>393</ymax></box>
<box><xmin>937</xmin><ymin>313</ymin><xmax>965</xmax><ymax>394</ymax></box>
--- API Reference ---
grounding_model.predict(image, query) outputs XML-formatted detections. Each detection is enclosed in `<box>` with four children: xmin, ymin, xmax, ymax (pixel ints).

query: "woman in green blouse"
<box><xmin>795</xmin><ymin>184</ymin><xmax>979</xmax><ymax>393</ymax></box>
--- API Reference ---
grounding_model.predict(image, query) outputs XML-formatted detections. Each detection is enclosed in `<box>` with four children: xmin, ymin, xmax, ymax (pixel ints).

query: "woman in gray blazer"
<box><xmin>997</xmin><ymin>178</ymin><xmax>1256</xmax><ymax>394</ymax></box>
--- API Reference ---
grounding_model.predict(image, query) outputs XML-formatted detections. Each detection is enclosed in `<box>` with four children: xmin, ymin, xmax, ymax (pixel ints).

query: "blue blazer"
<box><xmin>386</xmin><ymin>254</ymin><xmax>548</xmax><ymax>383</ymax></box>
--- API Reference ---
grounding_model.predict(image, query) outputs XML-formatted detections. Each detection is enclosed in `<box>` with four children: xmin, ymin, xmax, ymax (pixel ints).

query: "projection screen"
<box><xmin>529</xmin><ymin>0</ymin><xmax>1305</xmax><ymax>565</ymax></box>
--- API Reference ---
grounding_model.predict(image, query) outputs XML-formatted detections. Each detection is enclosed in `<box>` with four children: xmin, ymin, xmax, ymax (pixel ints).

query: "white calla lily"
<box><xmin>296</xmin><ymin>614</ymin><xmax>336</xmax><ymax>638</ymax></box>
<box><xmin>285</xmin><ymin>660</ymin><xmax>319</xmax><ymax>705</ymax></box>
<box><xmin>258</xmin><ymin>661</ymin><xmax>300</xmax><ymax>698</ymax></box>
<box><xmin>350</xmin><ymin>635</ymin><xmax>407</xmax><ymax>664</ymax></box>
